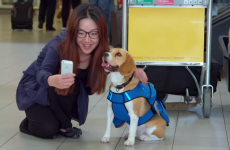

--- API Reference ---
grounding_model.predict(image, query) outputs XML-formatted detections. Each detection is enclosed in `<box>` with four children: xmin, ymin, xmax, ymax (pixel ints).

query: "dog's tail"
<box><xmin>153</xmin><ymin>98</ymin><xmax>170</xmax><ymax>126</ymax></box>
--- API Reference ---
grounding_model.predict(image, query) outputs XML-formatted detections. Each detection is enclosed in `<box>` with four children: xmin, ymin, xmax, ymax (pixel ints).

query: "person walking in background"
<box><xmin>38</xmin><ymin>0</ymin><xmax>57</xmax><ymax>31</ymax></box>
<box><xmin>62</xmin><ymin>0</ymin><xmax>81</xmax><ymax>28</ymax></box>
<box><xmin>57</xmin><ymin>0</ymin><xmax>62</xmax><ymax>19</ymax></box>
<box><xmin>17</xmin><ymin>0</ymin><xmax>34</xmax><ymax>3</ymax></box>
<box><xmin>89</xmin><ymin>0</ymin><xmax>115</xmax><ymax>36</ymax></box>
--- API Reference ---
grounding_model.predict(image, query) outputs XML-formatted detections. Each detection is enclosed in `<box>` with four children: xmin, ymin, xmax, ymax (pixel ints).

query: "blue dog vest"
<box><xmin>107</xmin><ymin>82</ymin><xmax>170</xmax><ymax>128</ymax></box>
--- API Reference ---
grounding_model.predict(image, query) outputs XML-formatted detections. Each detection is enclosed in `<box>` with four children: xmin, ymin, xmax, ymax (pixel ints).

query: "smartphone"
<box><xmin>61</xmin><ymin>60</ymin><xmax>73</xmax><ymax>75</ymax></box>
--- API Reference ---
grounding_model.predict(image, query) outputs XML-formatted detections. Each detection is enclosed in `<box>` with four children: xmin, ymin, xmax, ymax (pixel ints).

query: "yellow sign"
<box><xmin>128</xmin><ymin>8</ymin><xmax>205</xmax><ymax>63</ymax></box>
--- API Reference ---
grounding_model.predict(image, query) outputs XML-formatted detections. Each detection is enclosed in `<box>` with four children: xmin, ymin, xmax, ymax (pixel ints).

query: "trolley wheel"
<box><xmin>184</xmin><ymin>96</ymin><xmax>193</xmax><ymax>104</ymax></box>
<box><xmin>202</xmin><ymin>88</ymin><xmax>212</xmax><ymax>118</ymax></box>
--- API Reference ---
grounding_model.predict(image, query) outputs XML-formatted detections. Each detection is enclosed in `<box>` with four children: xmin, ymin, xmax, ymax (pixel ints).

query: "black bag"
<box><xmin>144</xmin><ymin>57</ymin><xmax>221</xmax><ymax>96</ymax></box>
<box><xmin>11</xmin><ymin>2</ymin><xmax>33</xmax><ymax>30</ymax></box>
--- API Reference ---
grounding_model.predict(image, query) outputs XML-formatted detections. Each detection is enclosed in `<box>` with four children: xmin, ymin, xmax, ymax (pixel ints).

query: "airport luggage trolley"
<box><xmin>122</xmin><ymin>0</ymin><xmax>213</xmax><ymax>118</ymax></box>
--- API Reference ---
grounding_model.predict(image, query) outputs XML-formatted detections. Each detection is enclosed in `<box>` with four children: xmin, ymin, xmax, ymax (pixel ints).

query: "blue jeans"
<box><xmin>89</xmin><ymin>0</ymin><xmax>115</xmax><ymax>36</ymax></box>
<box><xmin>18</xmin><ymin>0</ymin><xmax>34</xmax><ymax>3</ymax></box>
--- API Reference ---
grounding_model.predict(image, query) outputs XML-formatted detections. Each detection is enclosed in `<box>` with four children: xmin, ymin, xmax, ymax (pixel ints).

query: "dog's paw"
<box><xmin>124</xmin><ymin>133</ymin><xmax>129</xmax><ymax>139</ymax></box>
<box><xmin>101</xmin><ymin>137</ymin><xmax>110</xmax><ymax>143</ymax></box>
<box><xmin>139</xmin><ymin>135</ymin><xmax>149</xmax><ymax>141</ymax></box>
<box><xmin>139</xmin><ymin>135</ymin><xmax>163</xmax><ymax>141</ymax></box>
<box><xmin>124</xmin><ymin>139</ymin><xmax>135</xmax><ymax>146</ymax></box>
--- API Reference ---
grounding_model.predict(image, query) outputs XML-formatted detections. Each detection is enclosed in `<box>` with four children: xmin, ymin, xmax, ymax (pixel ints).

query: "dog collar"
<box><xmin>115</xmin><ymin>73</ymin><xmax>134</xmax><ymax>91</ymax></box>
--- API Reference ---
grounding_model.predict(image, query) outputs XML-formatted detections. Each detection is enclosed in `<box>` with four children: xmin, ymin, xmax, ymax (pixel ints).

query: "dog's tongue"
<box><xmin>101</xmin><ymin>62</ymin><xmax>108</xmax><ymax>67</ymax></box>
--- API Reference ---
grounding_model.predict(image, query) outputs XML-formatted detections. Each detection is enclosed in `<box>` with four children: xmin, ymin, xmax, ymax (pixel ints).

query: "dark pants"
<box><xmin>18</xmin><ymin>0</ymin><xmax>34</xmax><ymax>3</ymax></box>
<box><xmin>19</xmin><ymin>87</ymin><xmax>77</xmax><ymax>139</ymax></box>
<box><xmin>48</xmin><ymin>87</ymin><xmax>77</xmax><ymax>129</ymax></box>
<box><xmin>89</xmin><ymin>0</ymin><xmax>115</xmax><ymax>36</ymax></box>
<box><xmin>38</xmin><ymin>0</ymin><xmax>57</xmax><ymax>28</ymax></box>
<box><xmin>62</xmin><ymin>0</ymin><xmax>81</xmax><ymax>28</ymax></box>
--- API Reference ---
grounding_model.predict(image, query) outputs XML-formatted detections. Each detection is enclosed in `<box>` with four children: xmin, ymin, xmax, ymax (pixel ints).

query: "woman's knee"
<box><xmin>29</xmin><ymin>119</ymin><xmax>60</xmax><ymax>139</ymax></box>
<box><xmin>25</xmin><ymin>104</ymin><xmax>60</xmax><ymax>139</ymax></box>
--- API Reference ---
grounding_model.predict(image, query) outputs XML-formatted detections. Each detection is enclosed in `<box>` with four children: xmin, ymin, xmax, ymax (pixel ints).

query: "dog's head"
<box><xmin>101</xmin><ymin>48</ymin><xmax>136</xmax><ymax>76</ymax></box>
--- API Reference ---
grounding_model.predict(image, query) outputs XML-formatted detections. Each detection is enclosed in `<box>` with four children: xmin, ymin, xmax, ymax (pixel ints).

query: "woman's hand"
<box><xmin>134</xmin><ymin>68</ymin><xmax>148</xmax><ymax>85</ymax></box>
<box><xmin>48</xmin><ymin>74</ymin><xmax>76</xmax><ymax>89</ymax></box>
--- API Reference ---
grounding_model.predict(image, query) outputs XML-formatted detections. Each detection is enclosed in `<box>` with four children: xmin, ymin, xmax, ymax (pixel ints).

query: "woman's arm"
<box><xmin>134</xmin><ymin>68</ymin><xmax>148</xmax><ymax>85</ymax></box>
<box><xmin>36</xmin><ymin>46</ymin><xmax>75</xmax><ymax>89</ymax></box>
<box><xmin>36</xmin><ymin>46</ymin><xmax>61</xmax><ymax>88</ymax></box>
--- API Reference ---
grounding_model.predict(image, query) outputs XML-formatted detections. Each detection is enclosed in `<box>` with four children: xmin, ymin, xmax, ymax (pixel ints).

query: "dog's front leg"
<box><xmin>125</xmin><ymin>102</ymin><xmax>139</xmax><ymax>146</ymax></box>
<box><xmin>101</xmin><ymin>101</ymin><xmax>114</xmax><ymax>143</ymax></box>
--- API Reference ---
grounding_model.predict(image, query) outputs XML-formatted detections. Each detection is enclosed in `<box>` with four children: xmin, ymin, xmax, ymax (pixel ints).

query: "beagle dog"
<box><xmin>101</xmin><ymin>48</ymin><xmax>169</xmax><ymax>146</ymax></box>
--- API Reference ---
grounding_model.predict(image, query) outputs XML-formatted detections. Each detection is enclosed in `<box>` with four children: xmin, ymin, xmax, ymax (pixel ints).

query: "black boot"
<box><xmin>46</xmin><ymin>26</ymin><xmax>56</xmax><ymax>31</ymax></box>
<box><xmin>59</xmin><ymin>127</ymin><xmax>82</xmax><ymax>139</ymax></box>
<box><xmin>38</xmin><ymin>22</ymin><xmax>43</xmax><ymax>29</ymax></box>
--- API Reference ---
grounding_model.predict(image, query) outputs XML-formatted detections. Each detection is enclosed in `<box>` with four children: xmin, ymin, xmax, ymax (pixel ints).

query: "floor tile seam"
<box><xmin>114</xmin><ymin>127</ymin><xmax>127</xmax><ymax>150</ymax></box>
<box><xmin>87</xmin><ymin>90</ymin><xmax>109</xmax><ymax>114</ymax></box>
<box><xmin>0</xmin><ymin>101</ymin><xmax>16</xmax><ymax>111</ymax></box>
<box><xmin>0</xmin><ymin>51</ymin><xmax>36</xmax><ymax>61</ymax></box>
<box><xmin>0</xmin><ymin>75</ymin><xmax>22</xmax><ymax>88</ymax></box>
<box><xmin>0</xmin><ymin>60</ymin><xmax>25</xmax><ymax>72</ymax></box>
<box><xmin>0</xmin><ymin>50</ymin><xmax>41</xmax><ymax>73</ymax></box>
<box><xmin>175</xmin><ymin>128</ymin><xmax>228</xmax><ymax>131</ymax></box>
<box><xmin>219</xmin><ymin>87</ymin><xmax>230</xmax><ymax>149</ymax></box>
<box><xmin>173</xmin><ymin>135</ymin><xmax>228</xmax><ymax>139</ymax></box>
<box><xmin>0</xmin><ymin>48</ymin><xmax>29</xmax><ymax>60</ymax></box>
<box><xmin>0</xmin><ymin>56</ymin><xmax>37</xmax><ymax>73</ymax></box>
<box><xmin>56</xmin><ymin>138</ymin><xmax>67</xmax><ymax>150</ymax></box>
<box><xmin>171</xmin><ymin>110</ymin><xmax>179</xmax><ymax>150</ymax></box>
<box><xmin>172</xmin><ymin>144</ymin><xmax>230</xmax><ymax>148</ymax></box>
<box><xmin>0</xmin><ymin>131</ymin><xmax>19</xmax><ymax>149</ymax></box>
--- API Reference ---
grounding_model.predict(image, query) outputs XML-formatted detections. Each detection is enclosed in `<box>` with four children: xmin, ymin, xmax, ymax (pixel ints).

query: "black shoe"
<box><xmin>46</xmin><ymin>27</ymin><xmax>56</xmax><ymax>31</ymax></box>
<box><xmin>38</xmin><ymin>22</ymin><xmax>43</xmax><ymax>29</ymax></box>
<box><xmin>59</xmin><ymin>127</ymin><xmax>82</xmax><ymax>139</ymax></box>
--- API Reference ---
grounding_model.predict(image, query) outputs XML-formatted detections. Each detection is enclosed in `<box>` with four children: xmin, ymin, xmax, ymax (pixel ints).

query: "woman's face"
<box><xmin>76</xmin><ymin>18</ymin><xmax>100</xmax><ymax>56</ymax></box>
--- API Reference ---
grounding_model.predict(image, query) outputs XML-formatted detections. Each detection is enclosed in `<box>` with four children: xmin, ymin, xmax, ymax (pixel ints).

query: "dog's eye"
<box><xmin>116</xmin><ymin>53</ymin><xmax>122</xmax><ymax>57</ymax></box>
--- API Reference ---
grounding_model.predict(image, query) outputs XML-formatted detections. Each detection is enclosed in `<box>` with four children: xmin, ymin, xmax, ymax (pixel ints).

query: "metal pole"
<box><xmin>200</xmin><ymin>66</ymin><xmax>206</xmax><ymax>89</ymax></box>
<box><xmin>122</xmin><ymin>0</ymin><xmax>127</xmax><ymax>50</ymax></box>
<box><xmin>205</xmin><ymin>0</ymin><xmax>213</xmax><ymax>85</ymax></box>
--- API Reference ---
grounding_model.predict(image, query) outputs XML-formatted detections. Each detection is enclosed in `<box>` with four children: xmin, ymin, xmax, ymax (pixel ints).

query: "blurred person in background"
<box><xmin>57</xmin><ymin>0</ymin><xmax>62</xmax><ymax>19</ymax></box>
<box><xmin>17</xmin><ymin>0</ymin><xmax>34</xmax><ymax>3</ymax></box>
<box><xmin>62</xmin><ymin>0</ymin><xmax>81</xmax><ymax>28</ymax></box>
<box><xmin>38</xmin><ymin>0</ymin><xmax>57</xmax><ymax>31</ymax></box>
<box><xmin>89</xmin><ymin>0</ymin><xmax>115</xmax><ymax>36</ymax></box>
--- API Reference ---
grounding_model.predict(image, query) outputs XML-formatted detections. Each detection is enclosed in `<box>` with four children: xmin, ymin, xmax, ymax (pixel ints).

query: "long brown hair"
<box><xmin>56</xmin><ymin>3</ymin><xmax>109</xmax><ymax>95</ymax></box>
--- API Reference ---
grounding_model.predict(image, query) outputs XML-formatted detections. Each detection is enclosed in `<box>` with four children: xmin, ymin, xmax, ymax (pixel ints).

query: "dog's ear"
<box><xmin>119</xmin><ymin>52</ymin><xmax>136</xmax><ymax>76</ymax></box>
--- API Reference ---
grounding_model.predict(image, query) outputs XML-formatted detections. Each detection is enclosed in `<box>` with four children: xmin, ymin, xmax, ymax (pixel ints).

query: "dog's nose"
<box><xmin>104</xmin><ymin>52</ymin><xmax>109</xmax><ymax>57</ymax></box>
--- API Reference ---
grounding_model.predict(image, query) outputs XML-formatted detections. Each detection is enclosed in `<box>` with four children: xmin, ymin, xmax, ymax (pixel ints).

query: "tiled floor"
<box><xmin>0</xmin><ymin>13</ymin><xmax>230</xmax><ymax>150</ymax></box>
